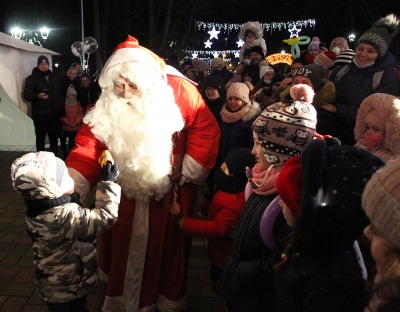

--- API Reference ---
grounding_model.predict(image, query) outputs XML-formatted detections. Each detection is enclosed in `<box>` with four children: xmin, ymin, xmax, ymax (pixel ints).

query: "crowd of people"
<box><xmin>12</xmin><ymin>12</ymin><xmax>400</xmax><ymax>312</ymax></box>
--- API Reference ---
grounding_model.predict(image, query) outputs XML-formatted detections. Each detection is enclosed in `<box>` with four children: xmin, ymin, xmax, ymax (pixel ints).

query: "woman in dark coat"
<box><xmin>326</xmin><ymin>14</ymin><xmax>400</xmax><ymax>145</ymax></box>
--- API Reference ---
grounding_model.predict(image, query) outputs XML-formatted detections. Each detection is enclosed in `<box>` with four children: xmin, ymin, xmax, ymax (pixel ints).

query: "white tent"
<box><xmin>0</xmin><ymin>31</ymin><xmax>59</xmax><ymax>149</ymax></box>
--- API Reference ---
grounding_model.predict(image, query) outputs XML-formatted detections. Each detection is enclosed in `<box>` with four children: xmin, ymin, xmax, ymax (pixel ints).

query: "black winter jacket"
<box><xmin>213</xmin><ymin>192</ymin><xmax>291</xmax><ymax>311</ymax></box>
<box><xmin>23</xmin><ymin>68</ymin><xmax>64</xmax><ymax>116</ymax></box>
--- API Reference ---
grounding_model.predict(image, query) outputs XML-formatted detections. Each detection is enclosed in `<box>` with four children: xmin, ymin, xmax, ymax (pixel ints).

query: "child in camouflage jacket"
<box><xmin>11</xmin><ymin>151</ymin><xmax>120</xmax><ymax>312</ymax></box>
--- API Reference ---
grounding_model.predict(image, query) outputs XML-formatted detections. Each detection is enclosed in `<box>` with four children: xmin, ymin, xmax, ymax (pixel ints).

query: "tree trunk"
<box><xmin>93</xmin><ymin>0</ymin><xmax>103</xmax><ymax>71</ymax></box>
<box><xmin>159</xmin><ymin>0</ymin><xmax>174</xmax><ymax>53</ymax></box>
<box><xmin>148</xmin><ymin>0</ymin><xmax>155</xmax><ymax>48</ymax></box>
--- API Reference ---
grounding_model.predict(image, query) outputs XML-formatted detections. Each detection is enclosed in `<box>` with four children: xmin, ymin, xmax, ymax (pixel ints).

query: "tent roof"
<box><xmin>0</xmin><ymin>31</ymin><xmax>58</xmax><ymax>55</ymax></box>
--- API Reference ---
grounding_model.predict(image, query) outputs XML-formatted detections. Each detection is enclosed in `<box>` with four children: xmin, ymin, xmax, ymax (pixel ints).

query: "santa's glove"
<box><xmin>179</xmin><ymin>174</ymin><xmax>190</xmax><ymax>186</ymax></box>
<box><xmin>102</xmin><ymin>162</ymin><xmax>119</xmax><ymax>182</ymax></box>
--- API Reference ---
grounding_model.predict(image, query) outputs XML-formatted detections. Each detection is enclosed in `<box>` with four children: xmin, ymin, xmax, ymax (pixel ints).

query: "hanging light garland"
<box><xmin>186</xmin><ymin>18</ymin><xmax>315</xmax><ymax>62</ymax></box>
<box><xmin>195</xmin><ymin>18</ymin><xmax>315</xmax><ymax>34</ymax></box>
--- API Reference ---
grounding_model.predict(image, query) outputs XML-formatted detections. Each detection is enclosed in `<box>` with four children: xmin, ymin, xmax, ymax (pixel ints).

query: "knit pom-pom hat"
<box><xmin>357</xmin><ymin>13</ymin><xmax>400</xmax><ymax>58</ymax></box>
<box><xmin>308</xmin><ymin>37</ymin><xmax>321</xmax><ymax>51</ymax></box>
<box><xmin>354</xmin><ymin>93</ymin><xmax>400</xmax><ymax>154</ymax></box>
<box><xmin>226</xmin><ymin>82</ymin><xmax>250</xmax><ymax>105</ymax></box>
<box><xmin>251</xmin><ymin>84</ymin><xmax>317</xmax><ymax>166</ymax></box>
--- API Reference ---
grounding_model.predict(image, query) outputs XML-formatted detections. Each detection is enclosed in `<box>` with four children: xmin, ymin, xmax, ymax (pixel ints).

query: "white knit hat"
<box><xmin>227</xmin><ymin>82</ymin><xmax>250</xmax><ymax>104</ymax></box>
<box><xmin>259</xmin><ymin>66</ymin><xmax>274</xmax><ymax>79</ymax></box>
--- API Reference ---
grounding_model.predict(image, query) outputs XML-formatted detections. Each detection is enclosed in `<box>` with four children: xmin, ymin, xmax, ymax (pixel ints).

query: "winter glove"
<box><xmin>102</xmin><ymin>162</ymin><xmax>119</xmax><ymax>182</ymax></box>
<box><xmin>98</xmin><ymin>150</ymin><xmax>118</xmax><ymax>182</ymax></box>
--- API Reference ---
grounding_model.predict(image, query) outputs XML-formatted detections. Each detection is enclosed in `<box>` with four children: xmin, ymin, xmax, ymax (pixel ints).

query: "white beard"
<box><xmin>84</xmin><ymin>85</ymin><xmax>184</xmax><ymax>202</ymax></box>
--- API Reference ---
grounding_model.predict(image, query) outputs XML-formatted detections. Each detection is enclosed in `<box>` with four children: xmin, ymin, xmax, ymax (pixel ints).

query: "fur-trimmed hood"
<box><xmin>354</xmin><ymin>93</ymin><xmax>400</xmax><ymax>154</ymax></box>
<box><xmin>242</xmin><ymin>101</ymin><xmax>261</xmax><ymax>122</ymax></box>
<box><xmin>238</xmin><ymin>21</ymin><xmax>264</xmax><ymax>40</ymax></box>
<box><xmin>280</xmin><ymin>80</ymin><xmax>336</xmax><ymax>109</ymax></box>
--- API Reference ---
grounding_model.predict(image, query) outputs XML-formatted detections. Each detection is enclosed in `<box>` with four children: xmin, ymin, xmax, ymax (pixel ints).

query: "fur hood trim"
<box><xmin>280</xmin><ymin>80</ymin><xmax>336</xmax><ymax>109</ymax></box>
<box><xmin>238</xmin><ymin>21</ymin><xmax>264</xmax><ymax>40</ymax></box>
<box><xmin>354</xmin><ymin>93</ymin><xmax>400</xmax><ymax>154</ymax></box>
<box><xmin>243</xmin><ymin>101</ymin><xmax>261</xmax><ymax>122</ymax></box>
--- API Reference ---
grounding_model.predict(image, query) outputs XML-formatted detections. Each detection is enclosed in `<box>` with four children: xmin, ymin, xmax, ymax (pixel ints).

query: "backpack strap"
<box><xmin>334</xmin><ymin>65</ymin><xmax>349</xmax><ymax>84</ymax></box>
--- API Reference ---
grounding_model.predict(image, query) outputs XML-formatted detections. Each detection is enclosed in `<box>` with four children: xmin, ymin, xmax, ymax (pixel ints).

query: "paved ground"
<box><xmin>0</xmin><ymin>149</ymin><xmax>225</xmax><ymax>312</ymax></box>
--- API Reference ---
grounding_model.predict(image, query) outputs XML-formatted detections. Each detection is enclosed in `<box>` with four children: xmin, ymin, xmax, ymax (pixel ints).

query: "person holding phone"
<box><xmin>23</xmin><ymin>55</ymin><xmax>64</xmax><ymax>155</ymax></box>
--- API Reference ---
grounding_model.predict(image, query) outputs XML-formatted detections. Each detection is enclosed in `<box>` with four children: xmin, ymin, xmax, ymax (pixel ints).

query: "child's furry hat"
<box><xmin>238</xmin><ymin>21</ymin><xmax>264</xmax><ymax>40</ymax></box>
<box><xmin>354</xmin><ymin>93</ymin><xmax>400</xmax><ymax>154</ymax></box>
<box><xmin>11</xmin><ymin>152</ymin><xmax>73</xmax><ymax>200</ymax></box>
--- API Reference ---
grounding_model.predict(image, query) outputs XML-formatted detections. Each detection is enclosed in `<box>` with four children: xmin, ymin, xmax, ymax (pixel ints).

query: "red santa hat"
<box><xmin>102</xmin><ymin>35</ymin><xmax>167</xmax><ymax>82</ymax></box>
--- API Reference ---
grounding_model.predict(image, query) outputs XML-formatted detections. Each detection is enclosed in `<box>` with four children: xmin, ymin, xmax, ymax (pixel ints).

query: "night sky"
<box><xmin>1</xmin><ymin>0</ymin><xmax>399</xmax><ymax>75</ymax></box>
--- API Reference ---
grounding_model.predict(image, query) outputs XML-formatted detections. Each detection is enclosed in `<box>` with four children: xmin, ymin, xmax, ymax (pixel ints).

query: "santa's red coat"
<box><xmin>66</xmin><ymin>71</ymin><xmax>220</xmax><ymax>311</ymax></box>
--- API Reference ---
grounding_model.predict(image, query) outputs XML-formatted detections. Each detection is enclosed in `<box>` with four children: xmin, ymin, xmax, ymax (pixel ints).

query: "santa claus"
<box><xmin>66</xmin><ymin>36</ymin><xmax>220</xmax><ymax>311</ymax></box>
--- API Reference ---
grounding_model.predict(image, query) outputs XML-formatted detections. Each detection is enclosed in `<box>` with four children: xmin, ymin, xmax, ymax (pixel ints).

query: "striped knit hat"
<box><xmin>362</xmin><ymin>157</ymin><xmax>400</xmax><ymax>248</ymax></box>
<box><xmin>333</xmin><ymin>49</ymin><xmax>355</xmax><ymax>67</ymax></box>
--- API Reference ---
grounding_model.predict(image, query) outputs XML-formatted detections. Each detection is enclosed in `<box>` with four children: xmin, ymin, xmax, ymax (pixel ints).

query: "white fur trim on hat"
<box><xmin>354</xmin><ymin>93</ymin><xmax>400</xmax><ymax>154</ymax></box>
<box><xmin>238</xmin><ymin>21</ymin><xmax>264</xmax><ymax>40</ymax></box>
<box><xmin>103</xmin><ymin>46</ymin><xmax>166</xmax><ymax>82</ymax></box>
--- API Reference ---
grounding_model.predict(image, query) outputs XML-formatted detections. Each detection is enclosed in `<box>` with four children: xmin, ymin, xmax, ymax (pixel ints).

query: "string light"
<box><xmin>195</xmin><ymin>19</ymin><xmax>315</xmax><ymax>33</ymax></box>
<box><xmin>187</xmin><ymin>18</ymin><xmax>315</xmax><ymax>61</ymax></box>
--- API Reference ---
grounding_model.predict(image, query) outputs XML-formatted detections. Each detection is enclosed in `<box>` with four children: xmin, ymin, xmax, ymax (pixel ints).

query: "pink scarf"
<box><xmin>250</xmin><ymin>163</ymin><xmax>282</xmax><ymax>196</ymax></box>
<box><xmin>221</xmin><ymin>103</ymin><xmax>251</xmax><ymax>123</ymax></box>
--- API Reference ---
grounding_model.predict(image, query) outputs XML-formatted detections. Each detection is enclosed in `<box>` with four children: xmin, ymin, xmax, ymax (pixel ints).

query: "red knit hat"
<box><xmin>276</xmin><ymin>155</ymin><xmax>302</xmax><ymax>216</ymax></box>
<box><xmin>314</xmin><ymin>51</ymin><xmax>337</xmax><ymax>69</ymax></box>
<box><xmin>102</xmin><ymin>35</ymin><xmax>167</xmax><ymax>82</ymax></box>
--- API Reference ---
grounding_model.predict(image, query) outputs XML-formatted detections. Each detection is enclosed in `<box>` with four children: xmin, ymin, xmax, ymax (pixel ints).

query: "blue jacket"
<box><xmin>329</xmin><ymin>51</ymin><xmax>399</xmax><ymax>125</ymax></box>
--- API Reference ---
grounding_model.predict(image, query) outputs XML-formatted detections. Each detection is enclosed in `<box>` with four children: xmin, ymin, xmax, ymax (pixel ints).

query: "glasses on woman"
<box><xmin>205</xmin><ymin>87</ymin><xmax>217</xmax><ymax>92</ymax></box>
<box><xmin>331</xmin><ymin>43</ymin><xmax>343</xmax><ymax>49</ymax></box>
<box><xmin>112</xmin><ymin>80</ymin><xmax>148</xmax><ymax>97</ymax></box>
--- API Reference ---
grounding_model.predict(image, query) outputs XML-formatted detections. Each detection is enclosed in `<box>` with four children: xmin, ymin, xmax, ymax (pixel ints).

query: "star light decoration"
<box><xmin>236</xmin><ymin>39</ymin><xmax>244</xmax><ymax>48</ymax></box>
<box><xmin>288</xmin><ymin>24</ymin><xmax>302</xmax><ymax>38</ymax></box>
<box><xmin>234</xmin><ymin>51</ymin><xmax>240</xmax><ymax>58</ymax></box>
<box><xmin>213</xmin><ymin>52</ymin><xmax>220</xmax><ymax>58</ymax></box>
<box><xmin>208</xmin><ymin>26</ymin><xmax>220</xmax><ymax>40</ymax></box>
<box><xmin>204</xmin><ymin>39</ymin><xmax>212</xmax><ymax>48</ymax></box>
<box><xmin>191</xmin><ymin>52</ymin><xmax>198</xmax><ymax>58</ymax></box>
